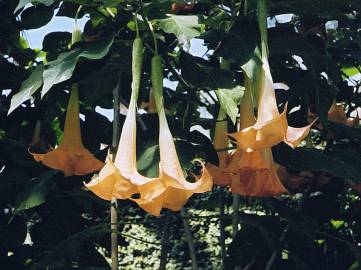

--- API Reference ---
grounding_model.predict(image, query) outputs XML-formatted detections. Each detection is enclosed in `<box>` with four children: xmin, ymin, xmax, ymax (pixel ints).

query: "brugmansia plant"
<box><xmin>1</xmin><ymin>0</ymin><xmax>361</xmax><ymax>269</ymax></box>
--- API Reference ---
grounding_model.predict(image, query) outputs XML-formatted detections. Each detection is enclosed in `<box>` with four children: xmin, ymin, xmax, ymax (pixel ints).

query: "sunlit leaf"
<box><xmin>159</xmin><ymin>15</ymin><xmax>201</xmax><ymax>46</ymax></box>
<box><xmin>8</xmin><ymin>64</ymin><xmax>44</xmax><ymax>115</ymax></box>
<box><xmin>15</xmin><ymin>170</ymin><xmax>58</xmax><ymax>212</ymax></box>
<box><xmin>41</xmin><ymin>33</ymin><xmax>114</xmax><ymax>97</ymax></box>
<box><xmin>216</xmin><ymin>86</ymin><xmax>244</xmax><ymax>124</ymax></box>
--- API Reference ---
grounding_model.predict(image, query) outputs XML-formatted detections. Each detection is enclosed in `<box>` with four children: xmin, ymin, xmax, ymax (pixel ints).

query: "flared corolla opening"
<box><xmin>30</xmin><ymin>84</ymin><xmax>104</xmax><ymax>176</ymax></box>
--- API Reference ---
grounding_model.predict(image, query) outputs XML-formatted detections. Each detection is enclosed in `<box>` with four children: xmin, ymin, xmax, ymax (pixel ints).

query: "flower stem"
<box><xmin>111</xmin><ymin>71</ymin><xmax>122</xmax><ymax>270</ymax></box>
<box><xmin>257</xmin><ymin>0</ymin><xmax>269</xmax><ymax>57</ymax></box>
<box><xmin>219</xmin><ymin>188</ymin><xmax>226</xmax><ymax>269</ymax></box>
<box><xmin>181</xmin><ymin>208</ymin><xmax>199</xmax><ymax>270</ymax></box>
<box><xmin>159</xmin><ymin>213</ymin><xmax>172</xmax><ymax>270</ymax></box>
<box><xmin>232</xmin><ymin>194</ymin><xmax>240</xmax><ymax>238</ymax></box>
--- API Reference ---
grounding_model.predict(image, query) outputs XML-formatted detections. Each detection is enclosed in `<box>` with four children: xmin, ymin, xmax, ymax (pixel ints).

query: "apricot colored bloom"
<box><xmin>85</xmin><ymin>76</ymin><xmax>164</xmax><ymax>215</ymax></box>
<box><xmin>206</xmin><ymin>109</ymin><xmax>233</xmax><ymax>186</ymax></box>
<box><xmin>308</xmin><ymin>101</ymin><xmax>359</xmax><ymax>130</ymax></box>
<box><xmin>228</xmin><ymin>56</ymin><xmax>314</xmax><ymax>152</ymax></box>
<box><xmin>30</xmin><ymin>84</ymin><xmax>104</xmax><ymax>176</ymax></box>
<box><xmin>328</xmin><ymin>101</ymin><xmax>359</xmax><ymax>127</ymax></box>
<box><xmin>132</xmin><ymin>56</ymin><xmax>213</xmax><ymax>214</ymax></box>
<box><xmin>224</xmin><ymin>82</ymin><xmax>287</xmax><ymax>196</ymax></box>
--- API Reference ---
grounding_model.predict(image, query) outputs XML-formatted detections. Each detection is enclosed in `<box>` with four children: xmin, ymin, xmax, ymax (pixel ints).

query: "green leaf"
<box><xmin>341</xmin><ymin>66</ymin><xmax>361</xmax><ymax>78</ymax></box>
<box><xmin>180</xmin><ymin>51</ymin><xmax>236</xmax><ymax>89</ymax></box>
<box><xmin>43</xmin><ymin>32</ymin><xmax>72</xmax><ymax>54</ymax></box>
<box><xmin>273</xmin><ymin>144</ymin><xmax>361</xmax><ymax>183</ymax></box>
<box><xmin>15</xmin><ymin>170</ymin><xmax>58</xmax><ymax>212</ymax></box>
<box><xmin>8</xmin><ymin>64</ymin><xmax>44</xmax><ymax>115</ymax></box>
<box><xmin>216</xmin><ymin>16</ymin><xmax>260</xmax><ymax>65</ymax></box>
<box><xmin>349</xmin><ymin>261</ymin><xmax>360</xmax><ymax>270</ymax></box>
<box><xmin>20</xmin><ymin>4</ymin><xmax>54</xmax><ymax>30</ymax></box>
<box><xmin>216</xmin><ymin>86</ymin><xmax>244</xmax><ymax>124</ymax></box>
<box><xmin>41</xmin><ymin>34</ymin><xmax>114</xmax><ymax>97</ymax></box>
<box><xmin>137</xmin><ymin>144</ymin><xmax>160</xmax><ymax>178</ymax></box>
<box><xmin>39</xmin><ymin>224</ymin><xmax>110</xmax><ymax>266</ymax></box>
<box><xmin>158</xmin><ymin>15</ymin><xmax>201</xmax><ymax>46</ymax></box>
<box><xmin>15</xmin><ymin>0</ymin><xmax>54</xmax><ymax>13</ymax></box>
<box><xmin>241</xmin><ymin>46</ymin><xmax>262</xmax><ymax>80</ymax></box>
<box><xmin>330</xmin><ymin>219</ymin><xmax>344</xmax><ymax>230</ymax></box>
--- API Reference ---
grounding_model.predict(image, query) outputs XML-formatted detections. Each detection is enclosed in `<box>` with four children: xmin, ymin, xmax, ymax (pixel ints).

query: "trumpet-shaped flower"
<box><xmin>229</xmin><ymin>57</ymin><xmax>314</xmax><ymax>152</ymax></box>
<box><xmin>30</xmin><ymin>84</ymin><xmax>104</xmax><ymax>176</ymax></box>
<box><xmin>308</xmin><ymin>101</ymin><xmax>359</xmax><ymax>130</ymax></box>
<box><xmin>206</xmin><ymin>110</ymin><xmax>232</xmax><ymax>186</ymax></box>
<box><xmin>328</xmin><ymin>101</ymin><xmax>359</xmax><ymax>127</ymax></box>
<box><xmin>85</xmin><ymin>82</ymin><xmax>165</xmax><ymax>215</ymax></box>
<box><xmin>85</xmin><ymin>38</ymin><xmax>166</xmax><ymax>216</ymax></box>
<box><xmin>132</xmin><ymin>55</ymin><xmax>213</xmax><ymax>213</ymax></box>
<box><xmin>225</xmin><ymin>82</ymin><xmax>287</xmax><ymax>196</ymax></box>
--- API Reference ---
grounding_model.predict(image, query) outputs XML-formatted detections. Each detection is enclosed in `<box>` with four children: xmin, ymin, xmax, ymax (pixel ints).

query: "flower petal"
<box><xmin>86</xmin><ymin>157</ymin><xmax>138</xmax><ymax>200</ymax></box>
<box><xmin>31</xmin><ymin>146</ymin><xmax>103</xmax><ymax>177</ymax></box>
<box><xmin>206</xmin><ymin>163</ymin><xmax>232</xmax><ymax>186</ymax></box>
<box><xmin>31</xmin><ymin>148</ymin><xmax>77</xmax><ymax>177</ymax></box>
<box><xmin>285</xmin><ymin>120</ymin><xmax>315</xmax><ymax>147</ymax></box>
<box><xmin>226</xmin><ymin>148</ymin><xmax>287</xmax><ymax>196</ymax></box>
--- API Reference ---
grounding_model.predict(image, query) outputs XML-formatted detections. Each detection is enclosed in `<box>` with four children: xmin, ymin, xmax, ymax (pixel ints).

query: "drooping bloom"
<box><xmin>86</xmin><ymin>37</ymin><xmax>165</xmax><ymax>216</ymax></box>
<box><xmin>328</xmin><ymin>101</ymin><xmax>359</xmax><ymax>127</ymax></box>
<box><xmin>224</xmin><ymin>79</ymin><xmax>287</xmax><ymax>196</ymax></box>
<box><xmin>309</xmin><ymin>101</ymin><xmax>359</xmax><ymax>130</ymax></box>
<box><xmin>85</xmin><ymin>73</ymin><xmax>164</xmax><ymax>214</ymax></box>
<box><xmin>30</xmin><ymin>84</ymin><xmax>104</xmax><ymax>176</ymax></box>
<box><xmin>206</xmin><ymin>110</ymin><xmax>233</xmax><ymax>186</ymax></box>
<box><xmin>228</xmin><ymin>56</ymin><xmax>314</xmax><ymax>152</ymax></box>
<box><xmin>132</xmin><ymin>55</ymin><xmax>213</xmax><ymax>213</ymax></box>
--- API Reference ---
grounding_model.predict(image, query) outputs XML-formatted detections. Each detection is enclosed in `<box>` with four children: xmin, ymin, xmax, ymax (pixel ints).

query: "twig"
<box><xmin>120</xmin><ymin>233</ymin><xmax>161</xmax><ymax>247</ymax></box>
<box><xmin>159</xmin><ymin>213</ymin><xmax>172</xmax><ymax>270</ymax></box>
<box><xmin>110</xmin><ymin>71</ymin><xmax>122</xmax><ymax>270</ymax></box>
<box><xmin>181</xmin><ymin>208</ymin><xmax>199</xmax><ymax>270</ymax></box>
<box><xmin>232</xmin><ymin>194</ymin><xmax>240</xmax><ymax>238</ymax></box>
<box><xmin>219</xmin><ymin>188</ymin><xmax>227</xmax><ymax>269</ymax></box>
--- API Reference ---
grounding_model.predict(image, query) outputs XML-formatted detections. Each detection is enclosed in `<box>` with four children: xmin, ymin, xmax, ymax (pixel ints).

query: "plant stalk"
<box><xmin>111</xmin><ymin>72</ymin><xmax>122</xmax><ymax>270</ymax></box>
<box><xmin>181</xmin><ymin>208</ymin><xmax>199</xmax><ymax>270</ymax></box>
<box><xmin>232</xmin><ymin>194</ymin><xmax>240</xmax><ymax>238</ymax></box>
<box><xmin>159</xmin><ymin>213</ymin><xmax>172</xmax><ymax>270</ymax></box>
<box><xmin>219</xmin><ymin>188</ymin><xmax>226</xmax><ymax>269</ymax></box>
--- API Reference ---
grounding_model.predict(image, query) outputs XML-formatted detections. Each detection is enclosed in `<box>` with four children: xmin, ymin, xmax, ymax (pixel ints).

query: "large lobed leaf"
<box><xmin>14</xmin><ymin>170</ymin><xmax>58</xmax><ymax>212</ymax></box>
<box><xmin>273</xmin><ymin>144</ymin><xmax>361</xmax><ymax>183</ymax></box>
<box><xmin>41</xmin><ymin>33</ymin><xmax>114</xmax><ymax>97</ymax></box>
<box><xmin>158</xmin><ymin>14</ymin><xmax>202</xmax><ymax>46</ymax></box>
<box><xmin>8</xmin><ymin>64</ymin><xmax>44</xmax><ymax>115</ymax></box>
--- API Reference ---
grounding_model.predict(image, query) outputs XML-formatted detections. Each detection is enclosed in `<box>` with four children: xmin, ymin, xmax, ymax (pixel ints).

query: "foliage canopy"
<box><xmin>1</xmin><ymin>0</ymin><xmax>361</xmax><ymax>269</ymax></box>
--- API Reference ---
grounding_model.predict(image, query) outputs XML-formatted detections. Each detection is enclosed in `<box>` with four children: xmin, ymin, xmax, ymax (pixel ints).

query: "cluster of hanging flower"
<box><xmin>207</xmin><ymin>51</ymin><xmax>315</xmax><ymax>197</ymax></box>
<box><xmin>85</xmin><ymin>39</ymin><xmax>212</xmax><ymax>216</ymax></box>
<box><xmin>30</xmin><ymin>14</ymin><xmax>360</xmax><ymax>215</ymax></box>
<box><xmin>29</xmin><ymin>28</ymin><xmax>212</xmax><ymax>216</ymax></box>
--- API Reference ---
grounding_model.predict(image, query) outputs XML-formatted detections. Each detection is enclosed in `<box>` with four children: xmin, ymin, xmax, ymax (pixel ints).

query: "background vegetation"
<box><xmin>1</xmin><ymin>0</ymin><xmax>361</xmax><ymax>269</ymax></box>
